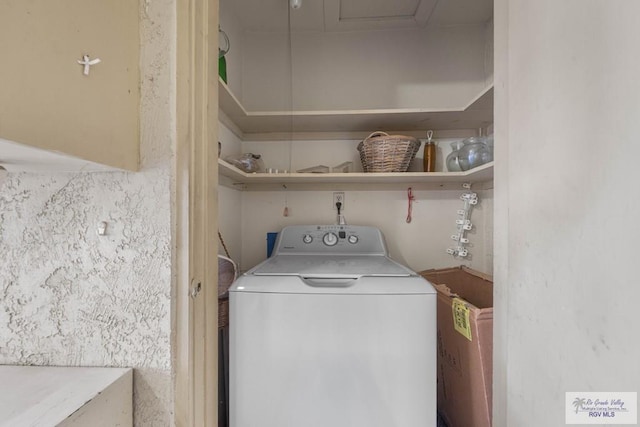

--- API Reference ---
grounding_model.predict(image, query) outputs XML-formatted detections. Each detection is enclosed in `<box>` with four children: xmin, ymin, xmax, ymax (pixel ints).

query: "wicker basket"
<box><xmin>357</xmin><ymin>131</ymin><xmax>421</xmax><ymax>172</ymax></box>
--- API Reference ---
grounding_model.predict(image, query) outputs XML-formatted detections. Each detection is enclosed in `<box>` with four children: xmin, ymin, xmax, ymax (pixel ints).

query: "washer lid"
<box><xmin>249</xmin><ymin>255</ymin><xmax>414</xmax><ymax>278</ymax></box>
<box><xmin>230</xmin><ymin>274</ymin><xmax>435</xmax><ymax>295</ymax></box>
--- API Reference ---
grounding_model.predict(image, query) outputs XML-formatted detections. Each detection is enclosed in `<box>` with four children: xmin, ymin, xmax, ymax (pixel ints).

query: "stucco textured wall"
<box><xmin>0</xmin><ymin>170</ymin><xmax>172</xmax><ymax>423</ymax></box>
<box><xmin>0</xmin><ymin>0</ymin><xmax>176</xmax><ymax>425</ymax></box>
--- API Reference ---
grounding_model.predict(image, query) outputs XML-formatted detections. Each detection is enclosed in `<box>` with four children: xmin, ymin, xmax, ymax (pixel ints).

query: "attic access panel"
<box><xmin>325</xmin><ymin>0</ymin><xmax>437</xmax><ymax>31</ymax></box>
<box><xmin>339</xmin><ymin>0</ymin><xmax>421</xmax><ymax>20</ymax></box>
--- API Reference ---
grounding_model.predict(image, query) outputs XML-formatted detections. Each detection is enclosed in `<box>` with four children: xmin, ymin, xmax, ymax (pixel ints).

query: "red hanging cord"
<box><xmin>406</xmin><ymin>187</ymin><xmax>415</xmax><ymax>223</ymax></box>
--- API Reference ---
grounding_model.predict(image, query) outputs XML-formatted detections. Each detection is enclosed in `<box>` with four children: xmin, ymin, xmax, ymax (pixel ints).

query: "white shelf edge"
<box><xmin>246</xmin><ymin>106</ymin><xmax>464</xmax><ymax>117</ymax></box>
<box><xmin>218</xmin><ymin>159</ymin><xmax>493</xmax><ymax>191</ymax></box>
<box><xmin>218</xmin><ymin>79</ymin><xmax>249</xmax><ymax>116</ymax></box>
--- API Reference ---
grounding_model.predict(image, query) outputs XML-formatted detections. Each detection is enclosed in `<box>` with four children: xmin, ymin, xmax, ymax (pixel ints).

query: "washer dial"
<box><xmin>302</xmin><ymin>234</ymin><xmax>313</xmax><ymax>244</ymax></box>
<box><xmin>322</xmin><ymin>232</ymin><xmax>338</xmax><ymax>246</ymax></box>
<box><xmin>348</xmin><ymin>235</ymin><xmax>359</xmax><ymax>244</ymax></box>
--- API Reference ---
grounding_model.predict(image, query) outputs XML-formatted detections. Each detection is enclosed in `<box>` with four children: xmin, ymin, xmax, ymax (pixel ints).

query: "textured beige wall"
<box><xmin>0</xmin><ymin>0</ymin><xmax>139</xmax><ymax>171</ymax></box>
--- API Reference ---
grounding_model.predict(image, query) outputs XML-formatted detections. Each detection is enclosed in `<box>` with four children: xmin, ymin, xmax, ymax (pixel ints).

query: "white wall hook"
<box><xmin>78</xmin><ymin>54</ymin><xmax>101</xmax><ymax>76</ymax></box>
<box><xmin>97</xmin><ymin>221</ymin><xmax>108</xmax><ymax>236</ymax></box>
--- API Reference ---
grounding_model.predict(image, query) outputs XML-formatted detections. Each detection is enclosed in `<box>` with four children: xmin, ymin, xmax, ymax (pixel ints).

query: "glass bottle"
<box><xmin>219</xmin><ymin>55</ymin><xmax>227</xmax><ymax>83</ymax></box>
<box><xmin>446</xmin><ymin>140</ymin><xmax>466</xmax><ymax>172</ymax></box>
<box><xmin>219</xmin><ymin>26</ymin><xmax>230</xmax><ymax>84</ymax></box>
<box><xmin>423</xmin><ymin>130</ymin><xmax>436</xmax><ymax>172</ymax></box>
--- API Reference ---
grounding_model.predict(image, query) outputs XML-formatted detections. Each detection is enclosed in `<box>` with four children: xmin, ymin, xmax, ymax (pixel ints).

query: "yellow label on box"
<box><xmin>452</xmin><ymin>298</ymin><xmax>472</xmax><ymax>341</ymax></box>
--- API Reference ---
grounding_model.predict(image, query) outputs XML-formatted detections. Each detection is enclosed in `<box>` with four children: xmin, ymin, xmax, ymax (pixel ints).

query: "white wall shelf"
<box><xmin>218</xmin><ymin>78</ymin><xmax>494</xmax><ymax>190</ymax></box>
<box><xmin>219</xmin><ymin>158</ymin><xmax>493</xmax><ymax>191</ymax></box>
<box><xmin>219</xmin><ymin>78</ymin><xmax>494</xmax><ymax>138</ymax></box>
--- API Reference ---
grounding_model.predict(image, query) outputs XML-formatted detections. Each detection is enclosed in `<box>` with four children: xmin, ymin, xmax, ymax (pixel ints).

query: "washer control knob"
<box><xmin>348</xmin><ymin>235</ymin><xmax>359</xmax><ymax>244</ymax></box>
<box><xmin>322</xmin><ymin>232</ymin><xmax>338</xmax><ymax>246</ymax></box>
<box><xmin>302</xmin><ymin>234</ymin><xmax>313</xmax><ymax>244</ymax></box>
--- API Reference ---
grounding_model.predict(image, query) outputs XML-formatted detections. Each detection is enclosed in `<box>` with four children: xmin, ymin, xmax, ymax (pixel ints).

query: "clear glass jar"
<box><xmin>446</xmin><ymin>140</ymin><xmax>466</xmax><ymax>172</ymax></box>
<box><xmin>458</xmin><ymin>137</ymin><xmax>492</xmax><ymax>171</ymax></box>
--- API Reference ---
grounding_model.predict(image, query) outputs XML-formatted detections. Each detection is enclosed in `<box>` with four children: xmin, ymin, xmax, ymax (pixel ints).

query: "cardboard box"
<box><xmin>419</xmin><ymin>266</ymin><xmax>493</xmax><ymax>427</ymax></box>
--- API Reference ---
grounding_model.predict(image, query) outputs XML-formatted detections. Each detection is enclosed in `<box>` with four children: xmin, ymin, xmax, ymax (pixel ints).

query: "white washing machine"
<box><xmin>229</xmin><ymin>225</ymin><xmax>437</xmax><ymax>427</ymax></box>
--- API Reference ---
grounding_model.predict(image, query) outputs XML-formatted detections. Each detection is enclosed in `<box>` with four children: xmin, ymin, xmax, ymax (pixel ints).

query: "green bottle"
<box><xmin>219</xmin><ymin>55</ymin><xmax>227</xmax><ymax>83</ymax></box>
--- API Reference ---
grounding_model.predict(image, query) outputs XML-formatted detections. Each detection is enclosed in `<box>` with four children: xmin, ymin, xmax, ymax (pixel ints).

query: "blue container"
<box><xmin>266</xmin><ymin>232</ymin><xmax>278</xmax><ymax>257</ymax></box>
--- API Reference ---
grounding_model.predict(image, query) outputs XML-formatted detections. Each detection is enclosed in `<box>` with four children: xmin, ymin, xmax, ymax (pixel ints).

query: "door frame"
<box><xmin>176</xmin><ymin>0</ymin><xmax>219</xmax><ymax>425</ymax></box>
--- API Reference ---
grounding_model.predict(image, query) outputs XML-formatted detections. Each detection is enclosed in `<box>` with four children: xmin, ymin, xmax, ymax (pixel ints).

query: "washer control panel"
<box><xmin>274</xmin><ymin>225</ymin><xmax>387</xmax><ymax>255</ymax></box>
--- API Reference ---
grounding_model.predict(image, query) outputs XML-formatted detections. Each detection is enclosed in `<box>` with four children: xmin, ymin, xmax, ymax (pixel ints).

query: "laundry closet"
<box><xmin>217</xmin><ymin>0</ymin><xmax>494</xmax><ymax>275</ymax></box>
<box><xmin>216</xmin><ymin>2</ymin><xmax>495</xmax><ymax>426</ymax></box>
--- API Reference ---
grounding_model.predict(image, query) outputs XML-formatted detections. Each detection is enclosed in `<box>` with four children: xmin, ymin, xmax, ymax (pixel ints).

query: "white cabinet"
<box><xmin>0</xmin><ymin>0</ymin><xmax>139</xmax><ymax>171</ymax></box>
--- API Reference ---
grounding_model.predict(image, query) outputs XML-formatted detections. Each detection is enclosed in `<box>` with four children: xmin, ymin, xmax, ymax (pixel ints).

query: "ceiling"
<box><xmin>227</xmin><ymin>0</ymin><xmax>493</xmax><ymax>33</ymax></box>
